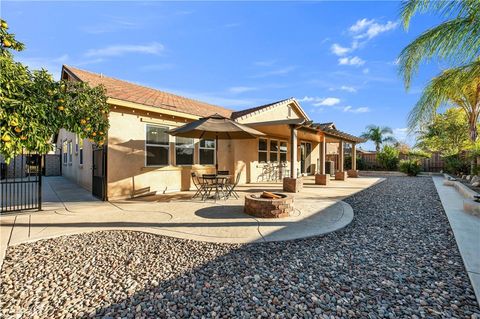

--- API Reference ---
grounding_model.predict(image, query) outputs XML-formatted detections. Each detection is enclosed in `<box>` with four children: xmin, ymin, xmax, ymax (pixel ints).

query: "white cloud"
<box><xmin>350</xmin><ymin>18</ymin><xmax>398</xmax><ymax>40</ymax></box>
<box><xmin>85</xmin><ymin>42</ymin><xmax>164</xmax><ymax>58</ymax></box>
<box><xmin>251</xmin><ymin>66</ymin><xmax>296</xmax><ymax>78</ymax></box>
<box><xmin>80</xmin><ymin>18</ymin><xmax>140</xmax><ymax>34</ymax></box>
<box><xmin>340</xmin><ymin>85</ymin><xmax>357</xmax><ymax>93</ymax></box>
<box><xmin>330</xmin><ymin>43</ymin><xmax>350</xmax><ymax>56</ymax></box>
<box><xmin>393</xmin><ymin>127</ymin><xmax>409</xmax><ymax>140</ymax></box>
<box><xmin>362</xmin><ymin>68</ymin><xmax>370</xmax><ymax>74</ymax></box>
<box><xmin>338</xmin><ymin>56</ymin><xmax>365</xmax><ymax>66</ymax></box>
<box><xmin>316</xmin><ymin>97</ymin><xmax>340</xmax><ymax>106</ymax></box>
<box><xmin>298</xmin><ymin>96</ymin><xmax>340</xmax><ymax>106</ymax></box>
<box><xmin>227</xmin><ymin>86</ymin><xmax>257</xmax><ymax>94</ymax></box>
<box><xmin>343</xmin><ymin>106</ymin><xmax>370</xmax><ymax>113</ymax></box>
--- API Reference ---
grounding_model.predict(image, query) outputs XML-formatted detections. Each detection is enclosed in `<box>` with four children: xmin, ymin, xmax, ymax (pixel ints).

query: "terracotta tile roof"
<box><xmin>230</xmin><ymin>98</ymin><xmax>294</xmax><ymax>119</ymax></box>
<box><xmin>62</xmin><ymin>65</ymin><xmax>233</xmax><ymax>118</ymax></box>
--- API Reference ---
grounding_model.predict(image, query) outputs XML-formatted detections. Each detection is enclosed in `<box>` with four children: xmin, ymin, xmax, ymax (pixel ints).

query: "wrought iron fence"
<box><xmin>0</xmin><ymin>152</ymin><xmax>42</xmax><ymax>213</ymax></box>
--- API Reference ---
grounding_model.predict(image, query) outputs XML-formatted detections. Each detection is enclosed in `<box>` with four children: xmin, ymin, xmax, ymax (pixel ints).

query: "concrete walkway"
<box><xmin>432</xmin><ymin>176</ymin><xmax>480</xmax><ymax>305</ymax></box>
<box><xmin>0</xmin><ymin>176</ymin><xmax>383</xmax><ymax>267</ymax></box>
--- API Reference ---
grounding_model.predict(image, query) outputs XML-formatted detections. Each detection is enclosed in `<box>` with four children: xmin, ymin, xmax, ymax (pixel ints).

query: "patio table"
<box><xmin>201</xmin><ymin>174</ymin><xmax>231</xmax><ymax>201</ymax></box>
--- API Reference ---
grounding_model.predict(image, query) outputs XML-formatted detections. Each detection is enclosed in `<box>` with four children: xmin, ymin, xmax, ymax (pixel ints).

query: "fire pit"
<box><xmin>244</xmin><ymin>192</ymin><xmax>294</xmax><ymax>218</ymax></box>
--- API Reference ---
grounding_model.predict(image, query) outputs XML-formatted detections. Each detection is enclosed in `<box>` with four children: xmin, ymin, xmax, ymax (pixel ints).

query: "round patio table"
<box><xmin>201</xmin><ymin>174</ymin><xmax>231</xmax><ymax>201</ymax></box>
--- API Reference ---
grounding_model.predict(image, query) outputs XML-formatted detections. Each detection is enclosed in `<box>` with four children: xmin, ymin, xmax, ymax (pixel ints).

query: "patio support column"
<box><xmin>335</xmin><ymin>140</ymin><xmax>347</xmax><ymax>180</ymax></box>
<box><xmin>284</xmin><ymin>124</ymin><xmax>303</xmax><ymax>192</ymax></box>
<box><xmin>319</xmin><ymin>140</ymin><xmax>326</xmax><ymax>174</ymax></box>
<box><xmin>338</xmin><ymin>140</ymin><xmax>344</xmax><ymax>172</ymax></box>
<box><xmin>351</xmin><ymin>143</ymin><xmax>357</xmax><ymax>170</ymax></box>
<box><xmin>290</xmin><ymin>125</ymin><xmax>298</xmax><ymax>178</ymax></box>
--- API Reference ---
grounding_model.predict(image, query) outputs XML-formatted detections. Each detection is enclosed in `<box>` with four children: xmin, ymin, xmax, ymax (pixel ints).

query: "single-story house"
<box><xmin>57</xmin><ymin>65</ymin><xmax>364</xmax><ymax>200</ymax></box>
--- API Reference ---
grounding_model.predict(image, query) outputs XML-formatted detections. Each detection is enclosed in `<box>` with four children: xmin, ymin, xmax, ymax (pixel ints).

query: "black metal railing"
<box><xmin>0</xmin><ymin>152</ymin><xmax>42</xmax><ymax>213</ymax></box>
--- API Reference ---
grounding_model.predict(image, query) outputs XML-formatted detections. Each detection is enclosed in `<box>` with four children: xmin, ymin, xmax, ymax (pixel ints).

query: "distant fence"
<box><xmin>357</xmin><ymin>151</ymin><xmax>446</xmax><ymax>172</ymax></box>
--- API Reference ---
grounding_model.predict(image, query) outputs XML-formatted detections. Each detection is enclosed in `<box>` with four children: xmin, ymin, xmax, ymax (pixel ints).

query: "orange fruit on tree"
<box><xmin>80</xmin><ymin>119</ymin><xmax>87</xmax><ymax>125</ymax></box>
<box><xmin>58</xmin><ymin>106</ymin><xmax>65</xmax><ymax>111</ymax></box>
<box><xmin>92</xmin><ymin>132</ymin><xmax>97</xmax><ymax>137</ymax></box>
<box><xmin>99</xmin><ymin>131</ymin><xmax>104</xmax><ymax>135</ymax></box>
<box><xmin>14</xmin><ymin>127</ymin><xmax>22</xmax><ymax>133</ymax></box>
<box><xmin>20</xmin><ymin>136</ymin><xmax>27</xmax><ymax>140</ymax></box>
<box><xmin>3</xmin><ymin>39</ymin><xmax>11</xmax><ymax>47</ymax></box>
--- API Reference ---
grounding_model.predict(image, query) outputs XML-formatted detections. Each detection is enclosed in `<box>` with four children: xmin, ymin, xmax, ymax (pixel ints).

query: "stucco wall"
<box><xmin>57</xmin><ymin>129</ymin><xmax>94</xmax><ymax>191</ymax></box>
<box><xmin>107</xmin><ymin>107</ymin><xmax>231</xmax><ymax>199</ymax></box>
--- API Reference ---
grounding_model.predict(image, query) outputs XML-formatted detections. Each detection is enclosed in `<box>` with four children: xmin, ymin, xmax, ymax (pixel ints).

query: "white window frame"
<box><xmin>175</xmin><ymin>136</ymin><xmax>195</xmax><ymax>166</ymax></box>
<box><xmin>279</xmin><ymin>140</ymin><xmax>288</xmax><ymax>162</ymax></box>
<box><xmin>62</xmin><ymin>140</ymin><xmax>68</xmax><ymax>165</ymax></box>
<box><xmin>269</xmin><ymin>139</ymin><xmax>279</xmax><ymax>163</ymax></box>
<box><xmin>145</xmin><ymin>124</ymin><xmax>170</xmax><ymax>167</ymax></box>
<box><xmin>199</xmin><ymin>139</ymin><xmax>216</xmax><ymax>165</ymax></box>
<box><xmin>258</xmin><ymin>138</ymin><xmax>268</xmax><ymax>163</ymax></box>
<box><xmin>68</xmin><ymin>140</ymin><xmax>73</xmax><ymax>164</ymax></box>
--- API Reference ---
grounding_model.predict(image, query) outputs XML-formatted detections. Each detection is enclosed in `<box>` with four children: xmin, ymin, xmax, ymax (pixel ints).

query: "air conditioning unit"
<box><xmin>325</xmin><ymin>161</ymin><xmax>335</xmax><ymax>176</ymax></box>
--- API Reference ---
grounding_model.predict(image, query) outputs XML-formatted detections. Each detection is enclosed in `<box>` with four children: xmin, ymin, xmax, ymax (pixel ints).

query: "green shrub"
<box><xmin>344</xmin><ymin>156</ymin><xmax>366</xmax><ymax>170</ymax></box>
<box><xmin>399</xmin><ymin>159</ymin><xmax>422</xmax><ymax>176</ymax></box>
<box><xmin>377</xmin><ymin>145</ymin><xmax>399</xmax><ymax>170</ymax></box>
<box><xmin>444</xmin><ymin>155</ymin><xmax>469</xmax><ymax>175</ymax></box>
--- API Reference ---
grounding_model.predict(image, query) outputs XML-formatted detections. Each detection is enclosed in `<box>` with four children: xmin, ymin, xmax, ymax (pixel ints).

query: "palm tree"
<box><xmin>360</xmin><ymin>125</ymin><xmax>397</xmax><ymax>152</ymax></box>
<box><xmin>398</xmin><ymin>0</ymin><xmax>480</xmax><ymax>89</ymax></box>
<box><xmin>408</xmin><ymin>63</ymin><xmax>480</xmax><ymax>143</ymax></box>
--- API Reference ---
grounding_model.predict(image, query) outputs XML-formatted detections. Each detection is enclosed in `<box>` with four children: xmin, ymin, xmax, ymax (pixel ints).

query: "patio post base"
<box><xmin>283</xmin><ymin>177</ymin><xmax>303</xmax><ymax>193</ymax></box>
<box><xmin>335</xmin><ymin>171</ymin><xmax>347</xmax><ymax>181</ymax></box>
<box><xmin>315</xmin><ymin>174</ymin><xmax>329</xmax><ymax>185</ymax></box>
<box><xmin>347</xmin><ymin>169</ymin><xmax>359</xmax><ymax>178</ymax></box>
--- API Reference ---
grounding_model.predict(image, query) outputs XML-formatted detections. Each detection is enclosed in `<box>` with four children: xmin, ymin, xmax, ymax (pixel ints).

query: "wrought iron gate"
<box><xmin>92</xmin><ymin>146</ymin><xmax>107</xmax><ymax>201</ymax></box>
<box><xmin>0</xmin><ymin>153</ymin><xmax>42</xmax><ymax>213</ymax></box>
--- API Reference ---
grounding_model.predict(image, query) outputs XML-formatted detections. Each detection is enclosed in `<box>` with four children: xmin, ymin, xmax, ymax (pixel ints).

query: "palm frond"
<box><xmin>407</xmin><ymin>60</ymin><xmax>480</xmax><ymax>132</ymax></box>
<box><xmin>401</xmin><ymin>0</ymin><xmax>472</xmax><ymax>30</ymax></box>
<box><xmin>398</xmin><ymin>17</ymin><xmax>480</xmax><ymax>88</ymax></box>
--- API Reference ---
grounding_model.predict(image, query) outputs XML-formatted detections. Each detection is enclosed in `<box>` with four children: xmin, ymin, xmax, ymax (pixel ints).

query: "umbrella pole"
<box><xmin>215</xmin><ymin>134</ymin><xmax>218</xmax><ymax>173</ymax></box>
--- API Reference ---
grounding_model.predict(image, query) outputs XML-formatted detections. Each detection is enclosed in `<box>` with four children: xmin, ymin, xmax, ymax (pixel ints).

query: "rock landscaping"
<box><xmin>1</xmin><ymin>177</ymin><xmax>479</xmax><ymax>318</ymax></box>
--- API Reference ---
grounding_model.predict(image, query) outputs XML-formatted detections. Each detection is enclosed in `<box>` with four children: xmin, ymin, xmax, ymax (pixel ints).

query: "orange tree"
<box><xmin>0</xmin><ymin>19</ymin><xmax>109</xmax><ymax>163</ymax></box>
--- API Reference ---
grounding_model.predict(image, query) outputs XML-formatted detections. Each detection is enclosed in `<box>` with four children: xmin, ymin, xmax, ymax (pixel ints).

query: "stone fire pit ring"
<box><xmin>244</xmin><ymin>193</ymin><xmax>294</xmax><ymax>218</ymax></box>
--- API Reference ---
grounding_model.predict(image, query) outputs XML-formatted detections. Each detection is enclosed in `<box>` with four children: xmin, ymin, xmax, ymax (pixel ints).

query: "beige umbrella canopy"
<box><xmin>168</xmin><ymin>113</ymin><xmax>265</xmax><ymax>171</ymax></box>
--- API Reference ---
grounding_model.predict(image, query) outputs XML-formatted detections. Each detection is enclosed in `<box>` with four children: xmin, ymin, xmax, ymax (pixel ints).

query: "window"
<box><xmin>280</xmin><ymin>141</ymin><xmax>287</xmax><ymax>162</ymax></box>
<box><xmin>258</xmin><ymin>138</ymin><xmax>267</xmax><ymax>162</ymax></box>
<box><xmin>79</xmin><ymin>138</ymin><xmax>84</xmax><ymax>165</ymax></box>
<box><xmin>75</xmin><ymin>136</ymin><xmax>79</xmax><ymax>154</ymax></box>
<box><xmin>68</xmin><ymin>141</ymin><xmax>73</xmax><ymax>164</ymax></box>
<box><xmin>62</xmin><ymin>140</ymin><xmax>67</xmax><ymax>165</ymax></box>
<box><xmin>199</xmin><ymin>139</ymin><xmax>215</xmax><ymax>165</ymax></box>
<box><xmin>270</xmin><ymin>140</ymin><xmax>279</xmax><ymax>162</ymax></box>
<box><xmin>175</xmin><ymin>136</ymin><xmax>194</xmax><ymax>165</ymax></box>
<box><xmin>146</xmin><ymin>125</ymin><xmax>170</xmax><ymax>166</ymax></box>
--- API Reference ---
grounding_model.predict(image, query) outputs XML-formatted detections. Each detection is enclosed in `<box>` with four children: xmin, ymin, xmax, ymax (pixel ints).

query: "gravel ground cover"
<box><xmin>1</xmin><ymin>177</ymin><xmax>479</xmax><ymax>318</ymax></box>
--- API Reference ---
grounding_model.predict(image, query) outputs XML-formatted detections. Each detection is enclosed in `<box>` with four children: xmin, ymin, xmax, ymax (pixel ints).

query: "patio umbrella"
<box><xmin>167</xmin><ymin>113</ymin><xmax>265</xmax><ymax>171</ymax></box>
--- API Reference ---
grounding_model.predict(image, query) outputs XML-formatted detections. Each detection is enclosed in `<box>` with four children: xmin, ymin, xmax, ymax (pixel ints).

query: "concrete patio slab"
<box><xmin>433</xmin><ymin>176</ymin><xmax>480</xmax><ymax>305</ymax></box>
<box><xmin>0</xmin><ymin>175</ymin><xmax>383</xmax><ymax>268</ymax></box>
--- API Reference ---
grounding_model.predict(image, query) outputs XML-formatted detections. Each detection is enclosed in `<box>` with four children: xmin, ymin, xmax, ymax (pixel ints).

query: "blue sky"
<box><xmin>4</xmin><ymin>1</ymin><xmax>444</xmax><ymax>150</ymax></box>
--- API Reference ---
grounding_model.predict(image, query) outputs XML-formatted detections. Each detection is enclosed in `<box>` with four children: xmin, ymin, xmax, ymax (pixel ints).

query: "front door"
<box><xmin>300</xmin><ymin>142</ymin><xmax>312</xmax><ymax>175</ymax></box>
<box><xmin>92</xmin><ymin>146</ymin><xmax>106</xmax><ymax>200</ymax></box>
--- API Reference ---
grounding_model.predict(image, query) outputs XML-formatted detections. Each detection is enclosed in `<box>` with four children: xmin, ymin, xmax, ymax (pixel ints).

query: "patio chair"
<box><xmin>202</xmin><ymin>174</ymin><xmax>227</xmax><ymax>201</ymax></box>
<box><xmin>191</xmin><ymin>172</ymin><xmax>206</xmax><ymax>199</ymax></box>
<box><xmin>225</xmin><ymin>170</ymin><xmax>242</xmax><ymax>199</ymax></box>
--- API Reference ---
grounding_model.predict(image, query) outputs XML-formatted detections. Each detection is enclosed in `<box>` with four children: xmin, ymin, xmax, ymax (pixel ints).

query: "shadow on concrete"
<box><xmin>194</xmin><ymin>205</ymin><xmax>246</xmax><ymax>219</ymax></box>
